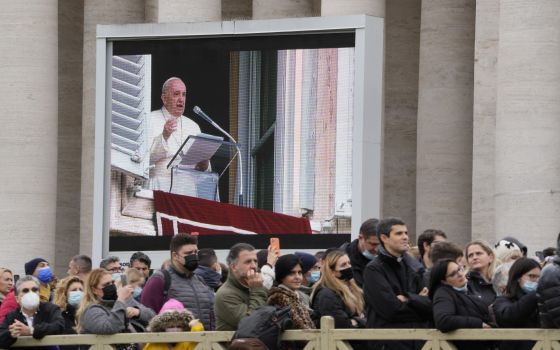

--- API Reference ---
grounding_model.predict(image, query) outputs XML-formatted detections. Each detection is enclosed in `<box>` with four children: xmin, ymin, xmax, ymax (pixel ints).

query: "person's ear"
<box><xmin>380</xmin><ymin>233</ymin><xmax>389</xmax><ymax>244</ymax></box>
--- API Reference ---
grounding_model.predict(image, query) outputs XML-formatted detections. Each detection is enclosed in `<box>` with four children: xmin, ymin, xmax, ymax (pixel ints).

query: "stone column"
<box><xmin>146</xmin><ymin>0</ymin><xmax>221</xmax><ymax>23</ymax></box>
<box><xmin>382</xmin><ymin>0</ymin><xmax>421</xmax><ymax>238</ymax></box>
<box><xmin>416</xmin><ymin>0</ymin><xmax>475</xmax><ymax>245</ymax></box>
<box><xmin>495</xmin><ymin>0</ymin><xmax>560</xmax><ymax>254</ymax></box>
<box><xmin>80</xmin><ymin>0</ymin><xmax>145</xmax><ymax>257</ymax></box>
<box><xmin>321</xmin><ymin>0</ymin><xmax>385</xmax><ymax>17</ymax></box>
<box><xmin>253</xmin><ymin>0</ymin><xmax>315</xmax><ymax>19</ymax></box>
<box><xmin>0</xmin><ymin>1</ymin><xmax>58</xmax><ymax>274</ymax></box>
<box><xmin>56</xmin><ymin>0</ymin><xmax>84</xmax><ymax>275</ymax></box>
<box><xmin>472</xmin><ymin>0</ymin><xmax>499</xmax><ymax>242</ymax></box>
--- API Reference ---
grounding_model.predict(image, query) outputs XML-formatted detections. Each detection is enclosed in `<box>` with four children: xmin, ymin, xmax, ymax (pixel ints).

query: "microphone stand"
<box><xmin>193</xmin><ymin>106</ymin><xmax>244</xmax><ymax>206</ymax></box>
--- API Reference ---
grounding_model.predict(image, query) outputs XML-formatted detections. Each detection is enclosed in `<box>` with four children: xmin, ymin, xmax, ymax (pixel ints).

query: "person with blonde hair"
<box><xmin>465</xmin><ymin>240</ymin><xmax>498</xmax><ymax>307</ymax></box>
<box><xmin>310</xmin><ymin>249</ymin><xmax>365</xmax><ymax>329</ymax></box>
<box><xmin>0</xmin><ymin>269</ymin><xmax>13</xmax><ymax>307</ymax></box>
<box><xmin>77</xmin><ymin>268</ymin><xmax>154</xmax><ymax>334</ymax></box>
<box><xmin>53</xmin><ymin>276</ymin><xmax>84</xmax><ymax>335</ymax></box>
<box><xmin>116</xmin><ymin>268</ymin><xmax>146</xmax><ymax>302</ymax></box>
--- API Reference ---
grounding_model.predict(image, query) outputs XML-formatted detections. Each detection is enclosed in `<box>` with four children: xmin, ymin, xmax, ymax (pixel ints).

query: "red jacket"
<box><xmin>0</xmin><ymin>289</ymin><xmax>18</xmax><ymax>324</ymax></box>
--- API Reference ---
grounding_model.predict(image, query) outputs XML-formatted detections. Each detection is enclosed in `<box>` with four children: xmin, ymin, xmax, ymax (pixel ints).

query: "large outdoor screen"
<box><xmin>97</xmin><ymin>17</ymin><xmax>384</xmax><ymax>257</ymax></box>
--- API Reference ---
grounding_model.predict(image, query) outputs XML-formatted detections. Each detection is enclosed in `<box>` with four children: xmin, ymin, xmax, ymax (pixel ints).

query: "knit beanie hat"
<box><xmin>159</xmin><ymin>298</ymin><xmax>185</xmax><ymax>315</ymax></box>
<box><xmin>24</xmin><ymin>258</ymin><xmax>48</xmax><ymax>276</ymax></box>
<box><xmin>494</xmin><ymin>240</ymin><xmax>522</xmax><ymax>262</ymax></box>
<box><xmin>275</xmin><ymin>254</ymin><xmax>302</xmax><ymax>284</ymax></box>
<box><xmin>294</xmin><ymin>252</ymin><xmax>317</xmax><ymax>275</ymax></box>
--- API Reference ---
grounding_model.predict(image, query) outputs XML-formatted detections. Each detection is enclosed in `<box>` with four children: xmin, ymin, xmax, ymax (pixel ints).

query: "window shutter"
<box><xmin>110</xmin><ymin>54</ymin><xmax>151</xmax><ymax>179</ymax></box>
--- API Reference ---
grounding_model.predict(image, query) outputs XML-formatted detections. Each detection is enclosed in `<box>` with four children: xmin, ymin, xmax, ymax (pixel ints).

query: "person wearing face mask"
<box><xmin>0</xmin><ymin>258</ymin><xmax>56</xmax><ymax>324</ymax></box>
<box><xmin>310</xmin><ymin>250</ymin><xmax>365</xmax><ymax>329</ymax></box>
<box><xmin>76</xmin><ymin>269</ymin><xmax>154</xmax><ymax>335</ymax></box>
<box><xmin>53</xmin><ymin>276</ymin><xmax>84</xmax><ymax>336</ymax></box>
<box><xmin>141</xmin><ymin>233</ymin><xmax>215</xmax><ymax>330</ymax></box>
<box><xmin>294</xmin><ymin>252</ymin><xmax>317</xmax><ymax>299</ymax></box>
<box><xmin>363</xmin><ymin>217</ymin><xmax>431</xmax><ymax>350</ymax></box>
<box><xmin>0</xmin><ymin>275</ymin><xmax>65</xmax><ymax>349</ymax></box>
<box><xmin>340</xmin><ymin>218</ymin><xmax>380</xmax><ymax>288</ymax></box>
<box><xmin>493</xmin><ymin>258</ymin><xmax>541</xmax><ymax>350</ymax></box>
<box><xmin>430</xmin><ymin>259</ymin><xmax>495</xmax><ymax>350</ymax></box>
<box><xmin>116</xmin><ymin>268</ymin><xmax>145</xmax><ymax>302</ymax></box>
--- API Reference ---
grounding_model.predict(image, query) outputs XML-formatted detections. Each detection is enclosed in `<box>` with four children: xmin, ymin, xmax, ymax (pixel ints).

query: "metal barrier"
<box><xmin>8</xmin><ymin>317</ymin><xmax>560</xmax><ymax>350</ymax></box>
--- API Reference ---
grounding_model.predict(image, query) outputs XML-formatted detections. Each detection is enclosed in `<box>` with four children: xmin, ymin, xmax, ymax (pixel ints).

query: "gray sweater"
<box><xmin>80</xmin><ymin>298</ymin><xmax>155</xmax><ymax>334</ymax></box>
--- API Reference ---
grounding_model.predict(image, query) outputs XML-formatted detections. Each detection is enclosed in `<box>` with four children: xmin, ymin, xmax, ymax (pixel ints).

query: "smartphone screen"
<box><xmin>270</xmin><ymin>237</ymin><xmax>280</xmax><ymax>256</ymax></box>
<box><xmin>120</xmin><ymin>274</ymin><xmax>128</xmax><ymax>286</ymax></box>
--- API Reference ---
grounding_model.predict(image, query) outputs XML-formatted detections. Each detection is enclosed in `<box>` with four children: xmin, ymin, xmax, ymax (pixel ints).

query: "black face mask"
<box><xmin>102</xmin><ymin>284</ymin><xmax>118</xmax><ymax>301</ymax></box>
<box><xmin>338</xmin><ymin>267</ymin><xmax>354</xmax><ymax>281</ymax></box>
<box><xmin>183</xmin><ymin>254</ymin><xmax>199</xmax><ymax>272</ymax></box>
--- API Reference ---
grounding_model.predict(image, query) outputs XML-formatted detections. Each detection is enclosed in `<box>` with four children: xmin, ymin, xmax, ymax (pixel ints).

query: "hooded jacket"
<box><xmin>537</xmin><ymin>236</ymin><xmax>560</xmax><ymax>328</ymax></box>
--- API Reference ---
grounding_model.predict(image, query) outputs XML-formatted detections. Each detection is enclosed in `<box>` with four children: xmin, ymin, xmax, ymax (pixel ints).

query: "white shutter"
<box><xmin>110</xmin><ymin>54</ymin><xmax>151</xmax><ymax>179</ymax></box>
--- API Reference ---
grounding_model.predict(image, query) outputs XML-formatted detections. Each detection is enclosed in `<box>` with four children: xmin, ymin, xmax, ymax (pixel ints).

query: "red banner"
<box><xmin>154</xmin><ymin>191</ymin><xmax>312</xmax><ymax>236</ymax></box>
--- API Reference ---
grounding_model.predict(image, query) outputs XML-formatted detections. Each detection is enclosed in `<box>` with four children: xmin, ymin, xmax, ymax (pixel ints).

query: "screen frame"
<box><xmin>93</xmin><ymin>15</ymin><xmax>384</xmax><ymax>266</ymax></box>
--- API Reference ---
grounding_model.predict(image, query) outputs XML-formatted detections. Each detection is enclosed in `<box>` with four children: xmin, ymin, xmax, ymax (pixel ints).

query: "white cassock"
<box><xmin>148</xmin><ymin>107</ymin><xmax>201</xmax><ymax>193</ymax></box>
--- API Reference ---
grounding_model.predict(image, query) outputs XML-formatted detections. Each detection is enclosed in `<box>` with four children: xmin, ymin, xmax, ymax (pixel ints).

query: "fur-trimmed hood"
<box><xmin>147</xmin><ymin>309</ymin><xmax>195</xmax><ymax>332</ymax></box>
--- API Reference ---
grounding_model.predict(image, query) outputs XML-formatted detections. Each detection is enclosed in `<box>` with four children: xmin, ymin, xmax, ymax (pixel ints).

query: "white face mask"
<box><xmin>21</xmin><ymin>292</ymin><xmax>40</xmax><ymax>310</ymax></box>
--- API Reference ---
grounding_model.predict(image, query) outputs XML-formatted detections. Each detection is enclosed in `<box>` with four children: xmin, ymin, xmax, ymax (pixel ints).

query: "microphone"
<box><xmin>192</xmin><ymin>106</ymin><xmax>244</xmax><ymax>206</ymax></box>
<box><xmin>193</xmin><ymin>105</ymin><xmax>215</xmax><ymax>127</ymax></box>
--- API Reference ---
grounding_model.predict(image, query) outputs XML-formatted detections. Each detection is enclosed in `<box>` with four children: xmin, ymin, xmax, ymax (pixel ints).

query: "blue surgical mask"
<box><xmin>307</xmin><ymin>271</ymin><xmax>320</xmax><ymax>284</ymax></box>
<box><xmin>67</xmin><ymin>290</ymin><xmax>83</xmax><ymax>307</ymax></box>
<box><xmin>521</xmin><ymin>281</ymin><xmax>538</xmax><ymax>293</ymax></box>
<box><xmin>37</xmin><ymin>267</ymin><xmax>53</xmax><ymax>284</ymax></box>
<box><xmin>133</xmin><ymin>287</ymin><xmax>142</xmax><ymax>299</ymax></box>
<box><xmin>362</xmin><ymin>250</ymin><xmax>376</xmax><ymax>260</ymax></box>
<box><xmin>453</xmin><ymin>284</ymin><xmax>468</xmax><ymax>293</ymax></box>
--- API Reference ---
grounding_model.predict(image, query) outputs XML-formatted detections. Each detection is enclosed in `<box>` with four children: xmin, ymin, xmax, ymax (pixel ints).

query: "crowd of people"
<box><xmin>1</xmin><ymin>217</ymin><xmax>560</xmax><ymax>350</ymax></box>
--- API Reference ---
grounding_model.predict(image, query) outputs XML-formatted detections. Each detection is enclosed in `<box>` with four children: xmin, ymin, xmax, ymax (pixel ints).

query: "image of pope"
<box><xmin>148</xmin><ymin>77</ymin><xmax>208</xmax><ymax>192</ymax></box>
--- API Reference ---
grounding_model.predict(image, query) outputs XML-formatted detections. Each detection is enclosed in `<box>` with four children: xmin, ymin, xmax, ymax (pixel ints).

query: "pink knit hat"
<box><xmin>159</xmin><ymin>298</ymin><xmax>185</xmax><ymax>315</ymax></box>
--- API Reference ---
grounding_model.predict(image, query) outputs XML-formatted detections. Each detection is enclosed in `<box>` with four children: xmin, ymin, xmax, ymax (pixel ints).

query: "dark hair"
<box><xmin>430</xmin><ymin>241</ymin><xmax>463</xmax><ymax>265</ymax></box>
<box><xmin>314</xmin><ymin>251</ymin><xmax>326</xmax><ymax>261</ymax></box>
<box><xmin>198</xmin><ymin>248</ymin><xmax>217</xmax><ymax>267</ymax></box>
<box><xmin>169</xmin><ymin>233</ymin><xmax>198</xmax><ymax>254</ymax></box>
<box><xmin>275</xmin><ymin>254</ymin><xmax>302</xmax><ymax>284</ymax></box>
<box><xmin>376</xmin><ymin>217</ymin><xmax>406</xmax><ymax>243</ymax></box>
<box><xmin>227</xmin><ymin>243</ymin><xmax>255</xmax><ymax>265</ymax></box>
<box><xmin>504</xmin><ymin>257</ymin><xmax>541</xmax><ymax>298</ymax></box>
<box><xmin>99</xmin><ymin>256</ymin><xmax>120</xmax><ymax>270</ymax></box>
<box><xmin>130</xmin><ymin>251</ymin><xmax>152</xmax><ymax>268</ymax></box>
<box><xmin>417</xmin><ymin>229</ymin><xmax>447</xmax><ymax>258</ymax></box>
<box><xmin>256</xmin><ymin>249</ymin><xmax>268</xmax><ymax>268</ymax></box>
<box><xmin>543</xmin><ymin>247</ymin><xmax>557</xmax><ymax>258</ymax></box>
<box><xmin>428</xmin><ymin>259</ymin><xmax>456</xmax><ymax>299</ymax></box>
<box><xmin>359</xmin><ymin>218</ymin><xmax>379</xmax><ymax>239</ymax></box>
<box><xmin>72</xmin><ymin>255</ymin><xmax>92</xmax><ymax>274</ymax></box>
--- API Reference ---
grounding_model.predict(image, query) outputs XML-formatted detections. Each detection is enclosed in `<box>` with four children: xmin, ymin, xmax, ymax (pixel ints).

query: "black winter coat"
<box><xmin>363</xmin><ymin>246</ymin><xmax>431</xmax><ymax>350</ymax></box>
<box><xmin>342</xmin><ymin>239</ymin><xmax>372</xmax><ymax>288</ymax></box>
<box><xmin>493</xmin><ymin>291</ymin><xmax>539</xmax><ymax>350</ymax></box>
<box><xmin>432</xmin><ymin>285</ymin><xmax>494</xmax><ymax>350</ymax></box>
<box><xmin>537</xmin><ymin>258</ymin><xmax>560</xmax><ymax>328</ymax></box>
<box><xmin>311</xmin><ymin>287</ymin><xmax>361</xmax><ymax>329</ymax></box>
<box><xmin>0</xmin><ymin>302</ymin><xmax>65</xmax><ymax>350</ymax></box>
<box><xmin>466</xmin><ymin>271</ymin><xmax>496</xmax><ymax>307</ymax></box>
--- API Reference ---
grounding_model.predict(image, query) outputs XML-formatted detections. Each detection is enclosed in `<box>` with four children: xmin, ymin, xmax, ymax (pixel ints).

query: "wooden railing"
<box><xmin>8</xmin><ymin>317</ymin><xmax>560</xmax><ymax>350</ymax></box>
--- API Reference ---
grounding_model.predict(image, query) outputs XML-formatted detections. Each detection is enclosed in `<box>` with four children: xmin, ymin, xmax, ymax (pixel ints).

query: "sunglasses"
<box><xmin>21</xmin><ymin>287</ymin><xmax>39</xmax><ymax>294</ymax></box>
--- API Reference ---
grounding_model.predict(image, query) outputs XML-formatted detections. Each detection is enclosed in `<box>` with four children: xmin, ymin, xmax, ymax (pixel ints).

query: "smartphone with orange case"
<box><xmin>270</xmin><ymin>237</ymin><xmax>280</xmax><ymax>256</ymax></box>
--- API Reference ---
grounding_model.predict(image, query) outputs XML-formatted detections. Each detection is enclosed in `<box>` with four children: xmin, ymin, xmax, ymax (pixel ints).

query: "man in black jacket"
<box><xmin>363</xmin><ymin>217</ymin><xmax>432</xmax><ymax>350</ymax></box>
<box><xmin>0</xmin><ymin>275</ymin><xmax>65</xmax><ymax>350</ymax></box>
<box><xmin>341</xmin><ymin>218</ymin><xmax>379</xmax><ymax>287</ymax></box>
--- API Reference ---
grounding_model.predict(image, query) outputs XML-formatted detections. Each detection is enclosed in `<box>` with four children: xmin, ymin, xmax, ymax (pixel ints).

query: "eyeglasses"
<box><xmin>446</xmin><ymin>266</ymin><xmax>465</xmax><ymax>279</ymax></box>
<box><xmin>20</xmin><ymin>287</ymin><xmax>39</xmax><ymax>294</ymax></box>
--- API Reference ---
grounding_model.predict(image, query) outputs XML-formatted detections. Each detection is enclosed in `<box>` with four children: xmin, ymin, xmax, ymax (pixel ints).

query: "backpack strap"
<box><xmin>161</xmin><ymin>269</ymin><xmax>172</xmax><ymax>301</ymax></box>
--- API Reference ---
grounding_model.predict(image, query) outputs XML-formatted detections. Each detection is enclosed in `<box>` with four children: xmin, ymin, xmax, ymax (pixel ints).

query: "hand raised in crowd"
<box><xmin>245</xmin><ymin>269</ymin><xmax>264</xmax><ymax>289</ymax></box>
<box><xmin>419</xmin><ymin>287</ymin><xmax>429</xmax><ymax>297</ymax></box>
<box><xmin>9</xmin><ymin>319</ymin><xmax>32</xmax><ymax>337</ymax></box>
<box><xmin>117</xmin><ymin>285</ymin><xmax>134</xmax><ymax>303</ymax></box>
<box><xmin>267</xmin><ymin>245</ymin><xmax>279</xmax><ymax>267</ymax></box>
<box><xmin>126</xmin><ymin>307</ymin><xmax>140</xmax><ymax>319</ymax></box>
<box><xmin>162</xmin><ymin>118</ymin><xmax>178</xmax><ymax>140</ymax></box>
<box><xmin>482</xmin><ymin>322</ymin><xmax>492</xmax><ymax>329</ymax></box>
